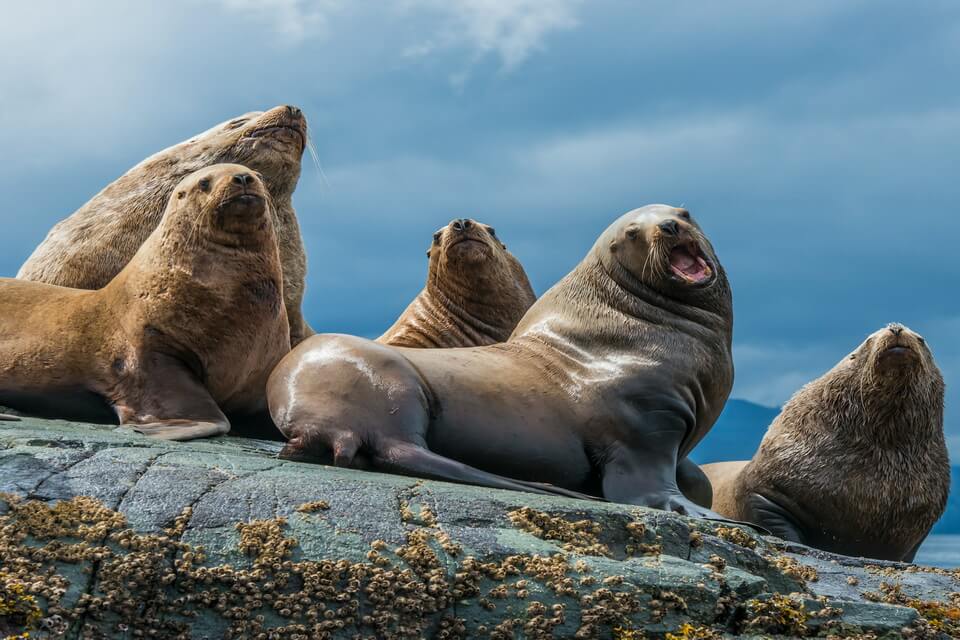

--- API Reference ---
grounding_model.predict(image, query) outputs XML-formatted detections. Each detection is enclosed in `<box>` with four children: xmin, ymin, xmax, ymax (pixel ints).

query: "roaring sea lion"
<box><xmin>0</xmin><ymin>164</ymin><xmax>290</xmax><ymax>440</ymax></box>
<box><xmin>378</xmin><ymin>218</ymin><xmax>536</xmax><ymax>348</ymax></box>
<box><xmin>17</xmin><ymin>105</ymin><xmax>312</xmax><ymax>345</ymax></box>
<box><xmin>268</xmin><ymin>205</ymin><xmax>733</xmax><ymax>514</ymax></box>
<box><xmin>703</xmin><ymin>324</ymin><xmax>948</xmax><ymax>561</ymax></box>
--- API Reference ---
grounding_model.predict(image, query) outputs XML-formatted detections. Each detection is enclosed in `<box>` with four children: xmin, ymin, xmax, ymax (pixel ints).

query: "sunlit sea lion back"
<box><xmin>378</xmin><ymin>218</ymin><xmax>536</xmax><ymax>348</ymax></box>
<box><xmin>704</xmin><ymin>324</ymin><xmax>948</xmax><ymax>561</ymax></box>
<box><xmin>0</xmin><ymin>164</ymin><xmax>291</xmax><ymax>440</ymax></box>
<box><xmin>17</xmin><ymin>105</ymin><xmax>312</xmax><ymax>345</ymax></box>
<box><xmin>268</xmin><ymin>205</ymin><xmax>734</xmax><ymax>514</ymax></box>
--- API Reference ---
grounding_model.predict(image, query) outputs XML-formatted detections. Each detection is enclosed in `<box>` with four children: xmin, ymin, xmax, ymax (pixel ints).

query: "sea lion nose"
<box><xmin>659</xmin><ymin>220</ymin><xmax>680</xmax><ymax>236</ymax></box>
<box><xmin>888</xmin><ymin>324</ymin><xmax>904</xmax><ymax>337</ymax></box>
<box><xmin>232</xmin><ymin>173</ymin><xmax>252</xmax><ymax>186</ymax></box>
<box><xmin>285</xmin><ymin>105</ymin><xmax>302</xmax><ymax>118</ymax></box>
<box><xmin>451</xmin><ymin>219</ymin><xmax>472</xmax><ymax>232</ymax></box>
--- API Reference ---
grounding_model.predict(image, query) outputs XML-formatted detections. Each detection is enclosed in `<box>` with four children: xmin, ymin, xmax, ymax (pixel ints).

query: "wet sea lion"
<box><xmin>378</xmin><ymin>218</ymin><xmax>536</xmax><ymax>348</ymax></box>
<box><xmin>17</xmin><ymin>105</ymin><xmax>312</xmax><ymax>345</ymax></box>
<box><xmin>268</xmin><ymin>205</ymin><xmax>734</xmax><ymax>514</ymax></box>
<box><xmin>703</xmin><ymin>324</ymin><xmax>948</xmax><ymax>561</ymax></box>
<box><xmin>0</xmin><ymin>164</ymin><xmax>290</xmax><ymax>440</ymax></box>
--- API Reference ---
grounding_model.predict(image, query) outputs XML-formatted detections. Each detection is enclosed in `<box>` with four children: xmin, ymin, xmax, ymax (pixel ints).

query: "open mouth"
<box><xmin>246</xmin><ymin>125</ymin><xmax>305</xmax><ymax>150</ymax></box>
<box><xmin>669</xmin><ymin>242</ymin><xmax>712</xmax><ymax>284</ymax></box>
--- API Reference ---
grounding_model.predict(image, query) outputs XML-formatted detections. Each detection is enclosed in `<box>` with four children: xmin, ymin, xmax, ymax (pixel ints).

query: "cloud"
<box><xmin>401</xmin><ymin>0</ymin><xmax>581</xmax><ymax>73</ymax></box>
<box><xmin>217</xmin><ymin>0</ymin><xmax>341</xmax><ymax>43</ymax></box>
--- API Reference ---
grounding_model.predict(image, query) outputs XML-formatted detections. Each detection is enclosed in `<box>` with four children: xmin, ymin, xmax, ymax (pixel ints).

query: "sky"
<box><xmin>2</xmin><ymin>1</ymin><xmax>959</xmax><ymax>452</ymax></box>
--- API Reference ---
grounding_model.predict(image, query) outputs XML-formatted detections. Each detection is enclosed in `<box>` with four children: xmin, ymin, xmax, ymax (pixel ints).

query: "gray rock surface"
<box><xmin>0</xmin><ymin>417</ymin><xmax>957</xmax><ymax>639</ymax></box>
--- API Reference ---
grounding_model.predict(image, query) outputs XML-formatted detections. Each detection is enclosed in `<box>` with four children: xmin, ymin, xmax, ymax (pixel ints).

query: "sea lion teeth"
<box><xmin>268</xmin><ymin>204</ymin><xmax>733</xmax><ymax>516</ymax></box>
<box><xmin>702</xmin><ymin>322</ymin><xmax>948</xmax><ymax>561</ymax></box>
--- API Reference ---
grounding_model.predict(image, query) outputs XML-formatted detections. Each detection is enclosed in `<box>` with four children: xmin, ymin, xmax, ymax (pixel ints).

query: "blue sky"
<box><xmin>2</xmin><ymin>1</ymin><xmax>959</xmax><ymax>453</ymax></box>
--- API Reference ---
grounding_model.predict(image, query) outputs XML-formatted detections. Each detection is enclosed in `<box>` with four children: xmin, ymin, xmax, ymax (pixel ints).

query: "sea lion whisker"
<box><xmin>306</xmin><ymin>136</ymin><xmax>330</xmax><ymax>190</ymax></box>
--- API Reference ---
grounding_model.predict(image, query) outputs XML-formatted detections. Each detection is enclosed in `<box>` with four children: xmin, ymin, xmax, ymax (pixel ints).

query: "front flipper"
<box><xmin>677</xmin><ymin>457</ymin><xmax>713</xmax><ymax>508</ymax></box>
<box><xmin>0</xmin><ymin>413</ymin><xmax>21</xmax><ymax>422</ymax></box>
<box><xmin>113</xmin><ymin>352</ymin><xmax>230</xmax><ymax>442</ymax></box>
<box><xmin>747</xmin><ymin>493</ymin><xmax>804</xmax><ymax>543</ymax></box>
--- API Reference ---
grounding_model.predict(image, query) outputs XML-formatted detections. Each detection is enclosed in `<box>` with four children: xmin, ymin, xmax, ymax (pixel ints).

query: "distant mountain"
<box><xmin>693</xmin><ymin>398</ymin><xmax>958</xmax><ymax>535</ymax></box>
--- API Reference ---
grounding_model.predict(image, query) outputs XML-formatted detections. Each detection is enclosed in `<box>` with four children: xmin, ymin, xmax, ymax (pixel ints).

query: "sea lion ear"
<box><xmin>426</xmin><ymin>248</ymin><xmax>432</xmax><ymax>258</ymax></box>
<box><xmin>177</xmin><ymin>191</ymin><xmax>186</xmax><ymax>200</ymax></box>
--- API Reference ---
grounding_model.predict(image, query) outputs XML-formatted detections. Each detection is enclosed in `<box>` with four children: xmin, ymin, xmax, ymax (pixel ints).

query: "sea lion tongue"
<box><xmin>670</xmin><ymin>245</ymin><xmax>710</xmax><ymax>282</ymax></box>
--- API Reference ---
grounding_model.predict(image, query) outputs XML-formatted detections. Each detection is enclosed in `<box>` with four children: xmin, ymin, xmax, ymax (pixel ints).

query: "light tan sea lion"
<box><xmin>0</xmin><ymin>164</ymin><xmax>291</xmax><ymax>440</ymax></box>
<box><xmin>378</xmin><ymin>218</ymin><xmax>536</xmax><ymax>348</ymax></box>
<box><xmin>267</xmin><ymin>205</ymin><xmax>734</xmax><ymax>513</ymax></box>
<box><xmin>703</xmin><ymin>324</ymin><xmax>948</xmax><ymax>561</ymax></box>
<box><xmin>17</xmin><ymin>105</ymin><xmax>312</xmax><ymax>345</ymax></box>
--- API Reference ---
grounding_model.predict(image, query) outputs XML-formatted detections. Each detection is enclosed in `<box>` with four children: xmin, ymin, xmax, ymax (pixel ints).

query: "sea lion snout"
<box><xmin>242</xmin><ymin>105</ymin><xmax>307</xmax><ymax>153</ymax></box>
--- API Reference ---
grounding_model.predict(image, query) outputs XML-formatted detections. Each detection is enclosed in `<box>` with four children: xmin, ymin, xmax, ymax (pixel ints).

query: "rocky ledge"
<box><xmin>0</xmin><ymin>417</ymin><xmax>957</xmax><ymax>639</ymax></box>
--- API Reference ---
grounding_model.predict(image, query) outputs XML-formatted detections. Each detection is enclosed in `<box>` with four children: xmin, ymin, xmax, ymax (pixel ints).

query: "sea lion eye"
<box><xmin>433</xmin><ymin>231</ymin><xmax>442</xmax><ymax>244</ymax></box>
<box><xmin>487</xmin><ymin>226</ymin><xmax>497</xmax><ymax>237</ymax></box>
<box><xmin>225</xmin><ymin>118</ymin><xmax>248</xmax><ymax>130</ymax></box>
<box><xmin>198</xmin><ymin>178</ymin><xmax>211</xmax><ymax>192</ymax></box>
<box><xmin>677</xmin><ymin>210</ymin><xmax>691</xmax><ymax>220</ymax></box>
<box><xmin>626</xmin><ymin>228</ymin><xmax>639</xmax><ymax>240</ymax></box>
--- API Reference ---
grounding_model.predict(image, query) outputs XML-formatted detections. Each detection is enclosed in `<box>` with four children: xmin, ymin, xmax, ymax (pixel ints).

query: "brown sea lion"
<box><xmin>378</xmin><ymin>218</ymin><xmax>536</xmax><ymax>348</ymax></box>
<box><xmin>267</xmin><ymin>205</ymin><xmax>734</xmax><ymax>514</ymax></box>
<box><xmin>17</xmin><ymin>105</ymin><xmax>312</xmax><ymax>345</ymax></box>
<box><xmin>703</xmin><ymin>324</ymin><xmax>948</xmax><ymax>561</ymax></box>
<box><xmin>0</xmin><ymin>164</ymin><xmax>291</xmax><ymax>440</ymax></box>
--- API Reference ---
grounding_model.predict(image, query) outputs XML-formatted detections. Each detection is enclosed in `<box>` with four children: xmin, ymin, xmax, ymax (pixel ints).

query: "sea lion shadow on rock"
<box><xmin>0</xmin><ymin>164</ymin><xmax>291</xmax><ymax>441</ymax></box>
<box><xmin>703</xmin><ymin>323</ymin><xmax>948</xmax><ymax>560</ymax></box>
<box><xmin>17</xmin><ymin>105</ymin><xmax>314</xmax><ymax>346</ymax></box>
<box><xmin>269</xmin><ymin>205</ymin><xmax>740</xmax><ymax>518</ymax></box>
<box><xmin>378</xmin><ymin>217</ymin><xmax>536</xmax><ymax>348</ymax></box>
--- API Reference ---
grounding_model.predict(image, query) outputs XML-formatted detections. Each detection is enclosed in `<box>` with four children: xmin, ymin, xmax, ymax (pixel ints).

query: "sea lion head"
<box><xmin>168</xmin><ymin>163</ymin><xmax>274</xmax><ymax>247</ymax></box>
<box><xmin>846</xmin><ymin>323</ymin><xmax>941</xmax><ymax>391</ymax></box>
<box><xmin>427</xmin><ymin>218</ymin><xmax>534</xmax><ymax>305</ymax></box>
<box><xmin>599</xmin><ymin>204</ymin><xmax>722</xmax><ymax>298</ymax></box>
<box><xmin>167</xmin><ymin>105</ymin><xmax>306</xmax><ymax>198</ymax></box>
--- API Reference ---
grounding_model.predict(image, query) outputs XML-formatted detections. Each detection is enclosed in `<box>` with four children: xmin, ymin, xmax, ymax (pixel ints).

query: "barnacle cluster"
<box><xmin>506</xmin><ymin>507</ymin><xmax>609</xmax><ymax>557</ymax></box>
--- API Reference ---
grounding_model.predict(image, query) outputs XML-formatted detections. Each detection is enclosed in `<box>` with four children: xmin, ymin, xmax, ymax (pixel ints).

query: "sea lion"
<box><xmin>703</xmin><ymin>324</ymin><xmax>948</xmax><ymax>561</ymax></box>
<box><xmin>0</xmin><ymin>164</ymin><xmax>291</xmax><ymax>440</ymax></box>
<box><xmin>268</xmin><ymin>205</ymin><xmax>734</xmax><ymax>514</ymax></box>
<box><xmin>17</xmin><ymin>105</ymin><xmax>312</xmax><ymax>345</ymax></box>
<box><xmin>378</xmin><ymin>218</ymin><xmax>536</xmax><ymax>348</ymax></box>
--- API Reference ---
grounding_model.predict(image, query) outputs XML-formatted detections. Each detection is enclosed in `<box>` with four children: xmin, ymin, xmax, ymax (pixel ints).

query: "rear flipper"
<box><xmin>281</xmin><ymin>435</ymin><xmax>600</xmax><ymax>501</ymax></box>
<box><xmin>113</xmin><ymin>352</ymin><xmax>230</xmax><ymax>441</ymax></box>
<box><xmin>375</xmin><ymin>441</ymin><xmax>602</xmax><ymax>501</ymax></box>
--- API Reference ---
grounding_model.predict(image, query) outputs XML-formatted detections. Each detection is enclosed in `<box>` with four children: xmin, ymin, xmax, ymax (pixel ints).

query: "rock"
<box><xmin>0</xmin><ymin>416</ymin><xmax>957</xmax><ymax>639</ymax></box>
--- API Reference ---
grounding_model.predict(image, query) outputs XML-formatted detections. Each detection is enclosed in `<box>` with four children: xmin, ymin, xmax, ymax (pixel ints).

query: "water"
<box><xmin>914</xmin><ymin>534</ymin><xmax>960</xmax><ymax>568</ymax></box>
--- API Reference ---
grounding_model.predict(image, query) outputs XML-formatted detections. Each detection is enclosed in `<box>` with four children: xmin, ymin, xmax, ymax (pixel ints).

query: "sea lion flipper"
<box><xmin>128</xmin><ymin>420</ymin><xmax>229</xmax><ymax>441</ymax></box>
<box><xmin>747</xmin><ymin>494</ymin><xmax>804</xmax><ymax>543</ymax></box>
<box><xmin>115</xmin><ymin>352</ymin><xmax>230</xmax><ymax>441</ymax></box>
<box><xmin>677</xmin><ymin>457</ymin><xmax>713</xmax><ymax>508</ymax></box>
<box><xmin>374</xmin><ymin>440</ymin><xmax>598</xmax><ymax>501</ymax></box>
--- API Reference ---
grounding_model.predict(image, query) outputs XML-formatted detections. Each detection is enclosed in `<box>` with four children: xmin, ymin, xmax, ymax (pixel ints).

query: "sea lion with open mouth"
<box><xmin>378</xmin><ymin>218</ymin><xmax>536</xmax><ymax>348</ymax></box>
<box><xmin>703</xmin><ymin>324</ymin><xmax>948</xmax><ymax>561</ymax></box>
<box><xmin>17</xmin><ymin>105</ymin><xmax>313</xmax><ymax>345</ymax></box>
<box><xmin>0</xmin><ymin>164</ymin><xmax>291</xmax><ymax>440</ymax></box>
<box><xmin>267</xmin><ymin>205</ymin><xmax>734</xmax><ymax>512</ymax></box>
